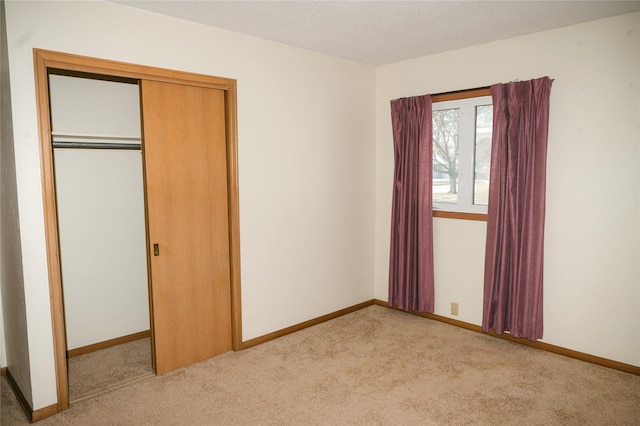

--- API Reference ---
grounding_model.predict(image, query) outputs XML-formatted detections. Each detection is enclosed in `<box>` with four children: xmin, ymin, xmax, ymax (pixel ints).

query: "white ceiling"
<box><xmin>114</xmin><ymin>0</ymin><xmax>640</xmax><ymax>65</ymax></box>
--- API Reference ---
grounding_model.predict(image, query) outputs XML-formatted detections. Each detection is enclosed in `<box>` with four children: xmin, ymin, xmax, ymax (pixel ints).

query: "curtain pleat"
<box><xmin>482</xmin><ymin>77</ymin><xmax>553</xmax><ymax>341</ymax></box>
<box><xmin>388</xmin><ymin>95</ymin><xmax>434</xmax><ymax>313</ymax></box>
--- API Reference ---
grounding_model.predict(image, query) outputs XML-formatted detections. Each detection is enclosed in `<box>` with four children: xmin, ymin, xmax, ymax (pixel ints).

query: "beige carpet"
<box><xmin>2</xmin><ymin>305</ymin><xmax>639</xmax><ymax>425</ymax></box>
<box><xmin>68</xmin><ymin>337</ymin><xmax>153</xmax><ymax>403</ymax></box>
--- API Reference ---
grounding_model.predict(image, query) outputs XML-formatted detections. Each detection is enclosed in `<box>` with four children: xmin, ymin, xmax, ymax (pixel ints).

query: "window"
<box><xmin>432</xmin><ymin>93</ymin><xmax>492</xmax><ymax>214</ymax></box>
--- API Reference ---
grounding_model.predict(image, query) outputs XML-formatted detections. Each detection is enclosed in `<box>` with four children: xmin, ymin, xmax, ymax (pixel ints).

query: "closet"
<box><xmin>50</xmin><ymin>74</ymin><xmax>150</xmax><ymax>354</ymax></box>
<box><xmin>49</xmin><ymin>73</ymin><xmax>152</xmax><ymax>401</ymax></box>
<box><xmin>35</xmin><ymin>49</ymin><xmax>242</xmax><ymax>411</ymax></box>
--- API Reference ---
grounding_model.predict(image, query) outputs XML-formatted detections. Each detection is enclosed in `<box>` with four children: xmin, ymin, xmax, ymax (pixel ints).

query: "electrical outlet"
<box><xmin>451</xmin><ymin>302</ymin><xmax>459</xmax><ymax>316</ymax></box>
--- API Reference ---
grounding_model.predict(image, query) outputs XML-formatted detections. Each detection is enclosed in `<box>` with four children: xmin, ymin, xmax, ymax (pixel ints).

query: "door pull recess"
<box><xmin>153</xmin><ymin>243</ymin><xmax>160</xmax><ymax>256</ymax></box>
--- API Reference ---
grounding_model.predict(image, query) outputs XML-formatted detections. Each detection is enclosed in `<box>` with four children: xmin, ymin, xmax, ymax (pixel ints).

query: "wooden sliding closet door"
<box><xmin>141</xmin><ymin>80</ymin><xmax>232</xmax><ymax>374</ymax></box>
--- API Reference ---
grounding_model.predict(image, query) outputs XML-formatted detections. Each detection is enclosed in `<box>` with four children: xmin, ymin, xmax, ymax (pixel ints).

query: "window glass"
<box><xmin>474</xmin><ymin>105</ymin><xmax>493</xmax><ymax>205</ymax></box>
<box><xmin>432</xmin><ymin>108</ymin><xmax>460</xmax><ymax>204</ymax></box>
<box><xmin>432</xmin><ymin>96</ymin><xmax>492</xmax><ymax>214</ymax></box>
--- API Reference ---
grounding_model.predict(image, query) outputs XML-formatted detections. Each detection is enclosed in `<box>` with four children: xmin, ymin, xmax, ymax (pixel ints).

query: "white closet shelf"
<box><xmin>51</xmin><ymin>132</ymin><xmax>141</xmax><ymax>143</ymax></box>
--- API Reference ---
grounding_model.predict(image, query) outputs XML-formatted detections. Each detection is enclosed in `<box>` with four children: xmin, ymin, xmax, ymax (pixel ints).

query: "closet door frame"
<box><xmin>33</xmin><ymin>48</ymin><xmax>242</xmax><ymax>412</ymax></box>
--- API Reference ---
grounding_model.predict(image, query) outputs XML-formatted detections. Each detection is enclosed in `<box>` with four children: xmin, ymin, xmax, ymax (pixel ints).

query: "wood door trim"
<box><xmin>36</xmin><ymin>49</ymin><xmax>234</xmax><ymax>90</ymax></box>
<box><xmin>34</xmin><ymin>50</ymin><xmax>70</xmax><ymax>411</ymax></box>
<box><xmin>225</xmin><ymin>84</ymin><xmax>243</xmax><ymax>351</ymax></box>
<box><xmin>33</xmin><ymin>48</ymin><xmax>242</xmax><ymax>414</ymax></box>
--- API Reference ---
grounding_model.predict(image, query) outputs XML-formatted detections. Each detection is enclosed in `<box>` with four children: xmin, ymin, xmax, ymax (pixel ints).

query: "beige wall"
<box><xmin>4</xmin><ymin>0</ymin><xmax>376</xmax><ymax>409</ymax></box>
<box><xmin>375</xmin><ymin>12</ymin><xmax>640</xmax><ymax>367</ymax></box>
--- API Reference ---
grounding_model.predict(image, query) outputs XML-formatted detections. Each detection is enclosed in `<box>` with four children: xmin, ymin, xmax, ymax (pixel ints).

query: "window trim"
<box><xmin>432</xmin><ymin>87</ymin><xmax>491</xmax><ymax>103</ymax></box>
<box><xmin>431</xmin><ymin>87</ymin><xmax>492</xmax><ymax>221</ymax></box>
<box><xmin>433</xmin><ymin>210</ymin><xmax>487</xmax><ymax>221</ymax></box>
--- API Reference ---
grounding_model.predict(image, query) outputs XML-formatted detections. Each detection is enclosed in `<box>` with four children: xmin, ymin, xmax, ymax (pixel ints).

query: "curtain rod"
<box><xmin>431</xmin><ymin>85</ymin><xmax>491</xmax><ymax>97</ymax></box>
<box><xmin>392</xmin><ymin>85</ymin><xmax>491</xmax><ymax>103</ymax></box>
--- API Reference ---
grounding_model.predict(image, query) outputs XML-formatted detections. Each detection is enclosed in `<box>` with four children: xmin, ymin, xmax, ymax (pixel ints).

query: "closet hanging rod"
<box><xmin>51</xmin><ymin>131</ymin><xmax>141</xmax><ymax>142</ymax></box>
<box><xmin>52</xmin><ymin>141</ymin><xmax>141</xmax><ymax>150</ymax></box>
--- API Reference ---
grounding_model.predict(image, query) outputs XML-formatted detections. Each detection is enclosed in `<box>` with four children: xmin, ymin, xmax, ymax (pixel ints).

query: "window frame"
<box><xmin>431</xmin><ymin>87</ymin><xmax>492</xmax><ymax>220</ymax></box>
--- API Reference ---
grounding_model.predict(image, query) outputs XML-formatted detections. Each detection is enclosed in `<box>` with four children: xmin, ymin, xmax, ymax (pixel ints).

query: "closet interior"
<box><xmin>49</xmin><ymin>72</ymin><xmax>152</xmax><ymax>401</ymax></box>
